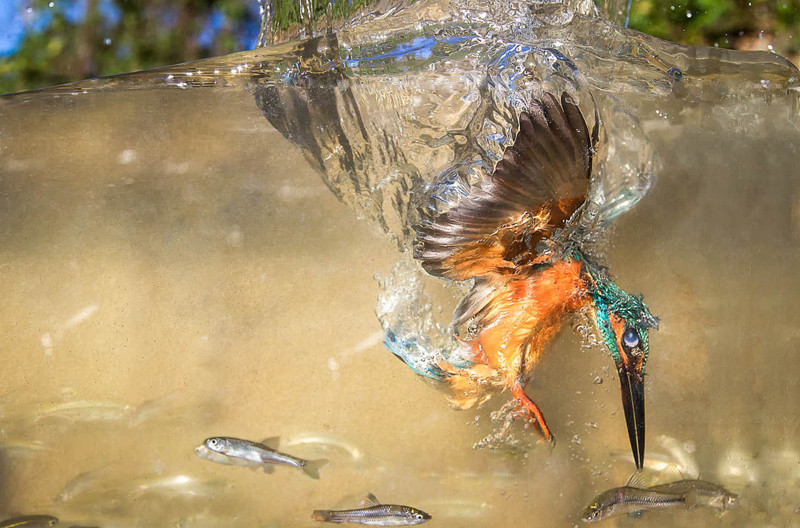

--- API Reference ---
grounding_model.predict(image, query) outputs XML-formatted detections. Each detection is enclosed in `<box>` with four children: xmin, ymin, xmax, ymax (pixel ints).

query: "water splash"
<box><xmin>375</xmin><ymin>258</ymin><xmax>462</xmax><ymax>378</ymax></box>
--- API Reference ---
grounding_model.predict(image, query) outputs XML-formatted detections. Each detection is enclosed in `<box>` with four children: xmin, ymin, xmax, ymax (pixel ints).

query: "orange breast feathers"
<box><xmin>461</xmin><ymin>259</ymin><xmax>589</xmax><ymax>384</ymax></box>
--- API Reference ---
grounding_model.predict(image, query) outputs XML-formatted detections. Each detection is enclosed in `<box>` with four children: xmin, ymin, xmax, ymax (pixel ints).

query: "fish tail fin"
<box><xmin>302</xmin><ymin>458</ymin><xmax>329</xmax><ymax>480</ymax></box>
<box><xmin>311</xmin><ymin>510</ymin><xmax>332</xmax><ymax>521</ymax></box>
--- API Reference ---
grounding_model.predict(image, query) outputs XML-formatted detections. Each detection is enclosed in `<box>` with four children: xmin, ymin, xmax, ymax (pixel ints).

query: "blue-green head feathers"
<box><xmin>590</xmin><ymin>275</ymin><xmax>658</xmax><ymax>368</ymax></box>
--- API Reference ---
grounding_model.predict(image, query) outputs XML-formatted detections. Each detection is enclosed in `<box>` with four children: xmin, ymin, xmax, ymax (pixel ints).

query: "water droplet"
<box><xmin>104</xmin><ymin>38</ymin><xmax>112</xmax><ymax>45</ymax></box>
<box><xmin>686</xmin><ymin>11</ymin><xmax>692</xmax><ymax>18</ymax></box>
<box><xmin>48</xmin><ymin>1</ymin><xmax>54</xmax><ymax>7</ymax></box>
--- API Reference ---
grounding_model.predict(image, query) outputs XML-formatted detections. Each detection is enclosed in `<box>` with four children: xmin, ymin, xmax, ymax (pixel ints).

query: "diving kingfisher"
<box><xmin>407</xmin><ymin>92</ymin><xmax>658</xmax><ymax>469</ymax></box>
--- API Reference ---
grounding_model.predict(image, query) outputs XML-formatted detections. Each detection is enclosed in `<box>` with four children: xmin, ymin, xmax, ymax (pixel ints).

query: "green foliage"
<box><xmin>0</xmin><ymin>0</ymin><xmax>258</xmax><ymax>94</ymax></box>
<box><xmin>628</xmin><ymin>0</ymin><xmax>800</xmax><ymax>53</ymax></box>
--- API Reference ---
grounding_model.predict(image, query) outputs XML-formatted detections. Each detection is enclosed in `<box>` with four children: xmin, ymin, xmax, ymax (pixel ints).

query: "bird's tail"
<box><xmin>383</xmin><ymin>328</ymin><xmax>472</xmax><ymax>382</ymax></box>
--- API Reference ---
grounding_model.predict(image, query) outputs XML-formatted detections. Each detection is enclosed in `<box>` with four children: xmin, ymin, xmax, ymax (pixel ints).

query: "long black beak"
<box><xmin>618</xmin><ymin>365</ymin><xmax>645</xmax><ymax>469</ymax></box>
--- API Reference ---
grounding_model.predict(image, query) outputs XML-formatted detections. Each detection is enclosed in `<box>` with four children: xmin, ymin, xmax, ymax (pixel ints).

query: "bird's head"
<box><xmin>589</xmin><ymin>274</ymin><xmax>658</xmax><ymax>470</ymax></box>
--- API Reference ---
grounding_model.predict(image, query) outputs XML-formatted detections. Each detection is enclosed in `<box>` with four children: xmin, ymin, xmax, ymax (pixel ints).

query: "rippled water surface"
<box><xmin>1</xmin><ymin>0</ymin><xmax>799</xmax><ymax>526</ymax></box>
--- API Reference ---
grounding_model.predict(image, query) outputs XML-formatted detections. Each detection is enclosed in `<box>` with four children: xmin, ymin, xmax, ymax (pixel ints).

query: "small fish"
<box><xmin>198</xmin><ymin>436</ymin><xmax>327</xmax><ymax>479</ymax></box>
<box><xmin>0</xmin><ymin>515</ymin><xmax>58</xmax><ymax>527</ymax></box>
<box><xmin>582</xmin><ymin>486</ymin><xmax>685</xmax><ymax>522</ymax></box>
<box><xmin>648</xmin><ymin>479</ymin><xmax>738</xmax><ymax>513</ymax></box>
<box><xmin>312</xmin><ymin>493</ymin><xmax>431</xmax><ymax>525</ymax></box>
<box><xmin>582</xmin><ymin>473</ymin><xmax>738</xmax><ymax>522</ymax></box>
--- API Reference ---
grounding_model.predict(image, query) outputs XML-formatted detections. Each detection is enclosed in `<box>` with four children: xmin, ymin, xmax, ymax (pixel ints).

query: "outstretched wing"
<box><xmin>415</xmin><ymin>92</ymin><xmax>593</xmax><ymax>281</ymax></box>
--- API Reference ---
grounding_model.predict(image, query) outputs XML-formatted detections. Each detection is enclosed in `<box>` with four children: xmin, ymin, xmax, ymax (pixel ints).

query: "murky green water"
<box><xmin>1</xmin><ymin>0</ymin><xmax>799</xmax><ymax>526</ymax></box>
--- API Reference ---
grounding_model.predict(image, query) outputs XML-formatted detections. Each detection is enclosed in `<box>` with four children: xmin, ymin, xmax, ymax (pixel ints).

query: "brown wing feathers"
<box><xmin>415</xmin><ymin>92</ymin><xmax>592</xmax><ymax>281</ymax></box>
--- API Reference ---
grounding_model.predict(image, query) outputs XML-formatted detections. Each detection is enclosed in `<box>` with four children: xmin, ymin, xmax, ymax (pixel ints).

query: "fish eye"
<box><xmin>209</xmin><ymin>439</ymin><xmax>218</xmax><ymax>446</ymax></box>
<box><xmin>622</xmin><ymin>327</ymin><xmax>640</xmax><ymax>348</ymax></box>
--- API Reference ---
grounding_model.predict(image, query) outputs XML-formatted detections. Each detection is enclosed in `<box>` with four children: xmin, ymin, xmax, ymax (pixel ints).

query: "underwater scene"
<box><xmin>0</xmin><ymin>0</ymin><xmax>799</xmax><ymax>526</ymax></box>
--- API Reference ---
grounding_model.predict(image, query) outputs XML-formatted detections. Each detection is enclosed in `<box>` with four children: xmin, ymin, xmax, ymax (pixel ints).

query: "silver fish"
<box><xmin>0</xmin><ymin>515</ymin><xmax>58</xmax><ymax>527</ymax></box>
<box><xmin>648</xmin><ymin>480</ymin><xmax>738</xmax><ymax>513</ymax></box>
<box><xmin>194</xmin><ymin>444</ymin><xmax>252</xmax><ymax>468</ymax></box>
<box><xmin>582</xmin><ymin>486</ymin><xmax>685</xmax><ymax>522</ymax></box>
<box><xmin>312</xmin><ymin>493</ymin><xmax>431</xmax><ymax>526</ymax></box>
<box><xmin>583</xmin><ymin>476</ymin><xmax>738</xmax><ymax>522</ymax></box>
<box><xmin>199</xmin><ymin>436</ymin><xmax>327</xmax><ymax>479</ymax></box>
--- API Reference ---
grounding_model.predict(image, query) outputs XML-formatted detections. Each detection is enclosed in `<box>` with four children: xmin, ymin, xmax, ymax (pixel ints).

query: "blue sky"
<box><xmin>0</xmin><ymin>0</ymin><xmax>261</xmax><ymax>57</ymax></box>
<box><xmin>1</xmin><ymin>0</ymin><xmax>39</xmax><ymax>56</ymax></box>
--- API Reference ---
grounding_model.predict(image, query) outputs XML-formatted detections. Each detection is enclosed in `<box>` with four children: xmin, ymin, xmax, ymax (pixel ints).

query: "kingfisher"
<box><xmin>406</xmin><ymin>92</ymin><xmax>658</xmax><ymax>469</ymax></box>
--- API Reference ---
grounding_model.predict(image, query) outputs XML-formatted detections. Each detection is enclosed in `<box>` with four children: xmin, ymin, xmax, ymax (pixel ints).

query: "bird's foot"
<box><xmin>511</xmin><ymin>383</ymin><xmax>554</xmax><ymax>444</ymax></box>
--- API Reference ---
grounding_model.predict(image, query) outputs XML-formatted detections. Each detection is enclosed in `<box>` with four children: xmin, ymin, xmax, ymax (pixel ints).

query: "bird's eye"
<box><xmin>622</xmin><ymin>327</ymin><xmax>640</xmax><ymax>348</ymax></box>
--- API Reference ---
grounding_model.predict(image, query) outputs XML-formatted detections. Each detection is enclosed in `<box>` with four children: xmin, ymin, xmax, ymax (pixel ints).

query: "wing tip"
<box><xmin>415</xmin><ymin>91</ymin><xmax>593</xmax><ymax>280</ymax></box>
